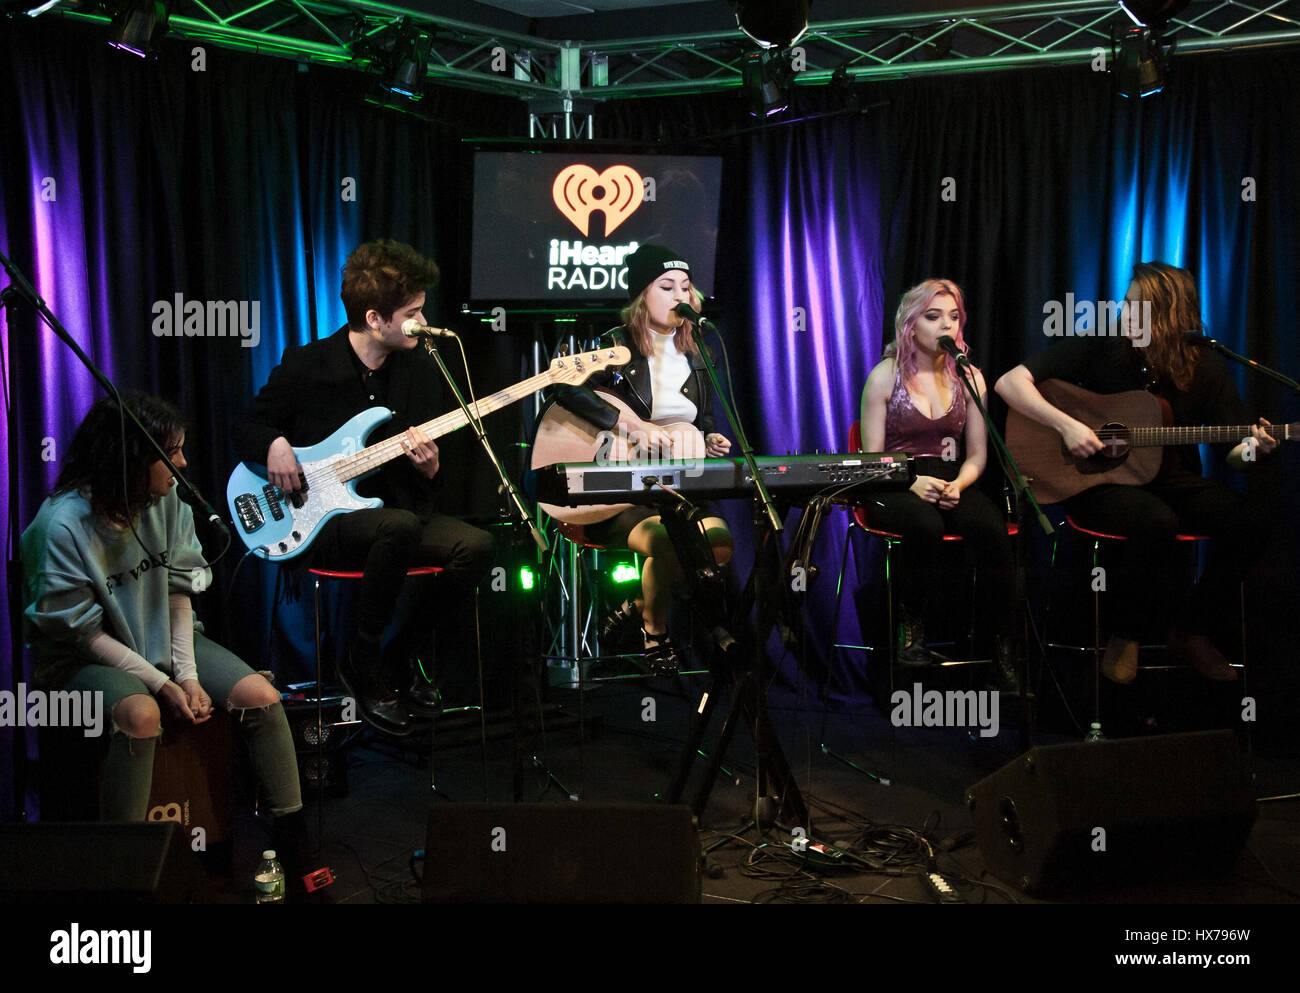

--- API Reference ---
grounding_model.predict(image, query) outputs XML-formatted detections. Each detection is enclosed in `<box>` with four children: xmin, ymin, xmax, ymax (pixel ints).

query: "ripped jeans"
<box><xmin>58</xmin><ymin>633</ymin><xmax>303</xmax><ymax>821</ymax></box>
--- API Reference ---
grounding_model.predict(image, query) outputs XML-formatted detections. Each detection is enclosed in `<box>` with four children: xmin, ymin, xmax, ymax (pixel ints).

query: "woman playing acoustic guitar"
<box><xmin>996</xmin><ymin>262</ymin><xmax>1277</xmax><ymax>683</ymax></box>
<box><xmin>547</xmin><ymin>245</ymin><xmax>734</xmax><ymax>671</ymax></box>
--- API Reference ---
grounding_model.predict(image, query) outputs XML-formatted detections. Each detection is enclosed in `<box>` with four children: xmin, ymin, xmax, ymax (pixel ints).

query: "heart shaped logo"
<box><xmin>552</xmin><ymin>163</ymin><xmax>644</xmax><ymax>237</ymax></box>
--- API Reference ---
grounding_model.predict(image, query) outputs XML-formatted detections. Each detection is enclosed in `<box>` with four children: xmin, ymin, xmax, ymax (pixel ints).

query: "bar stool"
<box><xmin>1042</xmin><ymin>515</ymin><xmax>1246</xmax><ymax>739</ymax></box>
<box><xmin>542</xmin><ymin>519</ymin><xmax>709</xmax><ymax>799</ymax></box>
<box><xmin>830</xmin><ymin>421</ymin><xmax>1014</xmax><ymax>697</ymax></box>
<box><xmin>307</xmin><ymin>566</ymin><xmax>487</xmax><ymax>804</ymax></box>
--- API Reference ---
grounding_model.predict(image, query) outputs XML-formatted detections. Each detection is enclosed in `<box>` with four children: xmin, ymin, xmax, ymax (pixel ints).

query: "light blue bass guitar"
<box><xmin>226</xmin><ymin>346</ymin><xmax>630</xmax><ymax>560</ymax></box>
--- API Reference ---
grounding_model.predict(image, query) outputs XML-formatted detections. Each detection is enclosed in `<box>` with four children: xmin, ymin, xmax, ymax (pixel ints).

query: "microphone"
<box><xmin>175</xmin><ymin>478</ymin><xmax>231</xmax><ymax>540</ymax></box>
<box><xmin>673</xmin><ymin>302</ymin><xmax>715</xmax><ymax>329</ymax></box>
<box><xmin>1183</xmin><ymin>330</ymin><xmax>1213</xmax><ymax>345</ymax></box>
<box><xmin>937</xmin><ymin>335</ymin><xmax>970</xmax><ymax>366</ymax></box>
<box><xmin>402</xmin><ymin>319</ymin><xmax>457</xmax><ymax>339</ymax></box>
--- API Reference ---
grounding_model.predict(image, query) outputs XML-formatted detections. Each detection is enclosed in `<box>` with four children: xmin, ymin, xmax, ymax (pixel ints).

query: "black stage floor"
<box><xmin>225</xmin><ymin>669</ymin><xmax>1299</xmax><ymax>910</ymax></box>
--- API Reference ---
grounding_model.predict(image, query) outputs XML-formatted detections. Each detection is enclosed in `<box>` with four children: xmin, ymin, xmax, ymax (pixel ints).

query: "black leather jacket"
<box><xmin>550</xmin><ymin>326</ymin><xmax>717</xmax><ymax>434</ymax></box>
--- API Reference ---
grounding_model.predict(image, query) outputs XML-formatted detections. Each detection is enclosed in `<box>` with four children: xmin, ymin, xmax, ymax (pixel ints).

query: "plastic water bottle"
<box><xmin>255</xmin><ymin>849</ymin><xmax>286</xmax><ymax>904</ymax></box>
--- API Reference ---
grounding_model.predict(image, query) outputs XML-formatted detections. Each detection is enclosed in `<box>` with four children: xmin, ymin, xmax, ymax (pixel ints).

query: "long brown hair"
<box><xmin>1130</xmin><ymin>261</ymin><xmax>1201</xmax><ymax>392</ymax></box>
<box><xmin>620</xmin><ymin>285</ymin><xmax>705</xmax><ymax>358</ymax></box>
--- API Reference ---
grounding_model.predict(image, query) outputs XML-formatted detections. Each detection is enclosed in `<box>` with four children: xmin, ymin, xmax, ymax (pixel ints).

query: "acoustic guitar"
<box><xmin>1005</xmin><ymin>379</ymin><xmax>1296</xmax><ymax>503</ymax></box>
<box><xmin>530</xmin><ymin>391</ymin><xmax>707</xmax><ymax>525</ymax></box>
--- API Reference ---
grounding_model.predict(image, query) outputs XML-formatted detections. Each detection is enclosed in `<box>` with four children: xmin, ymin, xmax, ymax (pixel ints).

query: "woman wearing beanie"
<box><xmin>548</xmin><ymin>244</ymin><xmax>734</xmax><ymax>671</ymax></box>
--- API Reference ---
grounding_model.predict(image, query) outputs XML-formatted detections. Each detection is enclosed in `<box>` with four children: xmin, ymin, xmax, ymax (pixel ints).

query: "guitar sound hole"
<box><xmin>1078</xmin><ymin>421</ymin><xmax>1130</xmax><ymax>474</ymax></box>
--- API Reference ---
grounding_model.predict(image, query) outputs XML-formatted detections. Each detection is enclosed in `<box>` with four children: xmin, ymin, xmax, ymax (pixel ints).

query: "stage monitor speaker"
<box><xmin>966</xmin><ymin>729</ymin><xmax>1256</xmax><ymax>896</ymax></box>
<box><xmin>423</xmin><ymin>803</ymin><xmax>700</xmax><ymax>903</ymax></box>
<box><xmin>0</xmin><ymin>821</ymin><xmax>211</xmax><ymax>904</ymax></box>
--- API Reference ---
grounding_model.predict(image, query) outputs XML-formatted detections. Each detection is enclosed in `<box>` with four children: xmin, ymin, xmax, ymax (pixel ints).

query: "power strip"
<box><xmin>922</xmin><ymin>871</ymin><xmax>965</xmax><ymax>904</ymax></box>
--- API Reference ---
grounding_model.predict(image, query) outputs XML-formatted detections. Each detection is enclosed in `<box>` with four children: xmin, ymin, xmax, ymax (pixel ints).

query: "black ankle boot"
<box><xmin>994</xmin><ymin>635</ymin><xmax>1021</xmax><ymax>694</ymax></box>
<box><xmin>339</xmin><ymin>638</ymin><xmax>412</xmax><ymax>735</ymax></box>
<box><xmin>897</xmin><ymin>604</ymin><xmax>934</xmax><ymax>665</ymax></box>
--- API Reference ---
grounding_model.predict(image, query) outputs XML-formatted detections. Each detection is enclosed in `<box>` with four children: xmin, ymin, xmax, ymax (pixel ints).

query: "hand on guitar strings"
<box><xmin>1249</xmin><ymin>418</ymin><xmax>1278</xmax><ymax>456</ymax></box>
<box><xmin>402</xmin><ymin>426</ymin><xmax>440</xmax><ymax>479</ymax></box>
<box><xmin>1060</xmin><ymin>419</ymin><xmax>1104</xmax><ymax>458</ymax></box>
<box><xmin>266</xmin><ymin>436</ymin><xmax>305</xmax><ymax>495</ymax></box>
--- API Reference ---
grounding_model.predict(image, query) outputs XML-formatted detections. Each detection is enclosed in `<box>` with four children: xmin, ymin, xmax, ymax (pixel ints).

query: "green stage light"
<box><xmin>610</xmin><ymin>563</ymin><xmax>639</xmax><ymax>584</ymax></box>
<box><xmin>519</xmin><ymin>566</ymin><xmax>535</xmax><ymax>591</ymax></box>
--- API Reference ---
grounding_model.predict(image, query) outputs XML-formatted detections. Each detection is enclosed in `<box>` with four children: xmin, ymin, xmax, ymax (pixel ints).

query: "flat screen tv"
<box><xmin>467</xmin><ymin>146</ymin><xmax>723</xmax><ymax>310</ymax></box>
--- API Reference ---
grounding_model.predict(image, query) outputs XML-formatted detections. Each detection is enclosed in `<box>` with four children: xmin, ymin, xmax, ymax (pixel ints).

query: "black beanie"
<box><xmin>625</xmin><ymin>244</ymin><xmax>691</xmax><ymax>300</ymax></box>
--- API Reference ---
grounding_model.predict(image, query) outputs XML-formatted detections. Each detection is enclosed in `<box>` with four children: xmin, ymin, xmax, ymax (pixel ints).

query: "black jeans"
<box><xmin>1064</xmin><ymin>471</ymin><xmax>1265</xmax><ymax>644</ymax></box>
<box><xmin>857</xmin><ymin>459</ymin><xmax>1013</xmax><ymax>635</ymax></box>
<box><xmin>310</xmin><ymin>508</ymin><xmax>496</xmax><ymax>652</ymax></box>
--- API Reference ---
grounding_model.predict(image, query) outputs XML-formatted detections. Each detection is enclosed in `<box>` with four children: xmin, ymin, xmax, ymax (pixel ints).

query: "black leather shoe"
<box><xmin>339</xmin><ymin>649</ymin><xmax>412</xmax><ymax>736</ymax></box>
<box><xmin>405</xmin><ymin>671</ymin><xmax>444</xmax><ymax>717</ymax></box>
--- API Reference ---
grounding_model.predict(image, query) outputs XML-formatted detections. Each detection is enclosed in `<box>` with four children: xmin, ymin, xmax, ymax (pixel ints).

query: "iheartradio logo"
<box><xmin>552</xmin><ymin>163</ymin><xmax>644</xmax><ymax>236</ymax></box>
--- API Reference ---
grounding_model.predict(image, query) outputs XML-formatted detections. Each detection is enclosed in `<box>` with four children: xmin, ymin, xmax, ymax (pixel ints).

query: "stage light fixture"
<box><xmin>381</xmin><ymin>19</ymin><xmax>430</xmax><ymax>101</ymax></box>
<box><xmin>610</xmin><ymin>563</ymin><xmax>639</xmax><ymax>585</ymax></box>
<box><xmin>1119</xmin><ymin>0</ymin><xmax>1191</xmax><ymax>27</ymax></box>
<box><xmin>106</xmin><ymin>0</ymin><xmax>168</xmax><ymax>58</ymax></box>
<box><xmin>743</xmin><ymin>49</ymin><xmax>794</xmax><ymax>117</ymax></box>
<box><xmin>732</xmin><ymin>0</ymin><xmax>812</xmax><ymax>49</ymax></box>
<box><xmin>5</xmin><ymin>0</ymin><xmax>64</xmax><ymax>16</ymax></box>
<box><xmin>1112</xmin><ymin>25</ymin><xmax>1174</xmax><ymax>97</ymax></box>
<box><xmin>519</xmin><ymin>565</ymin><xmax>536</xmax><ymax>591</ymax></box>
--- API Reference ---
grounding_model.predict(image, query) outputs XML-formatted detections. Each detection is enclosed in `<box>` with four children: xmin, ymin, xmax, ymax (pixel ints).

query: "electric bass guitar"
<box><xmin>1005</xmin><ymin>379</ymin><xmax>1296</xmax><ymax>503</ymax></box>
<box><xmin>530</xmin><ymin>392</ymin><xmax>707</xmax><ymax>525</ymax></box>
<box><xmin>227</xmin><ymin>346</ymin><xmax>632</xmax><ymax>559</ymax></box>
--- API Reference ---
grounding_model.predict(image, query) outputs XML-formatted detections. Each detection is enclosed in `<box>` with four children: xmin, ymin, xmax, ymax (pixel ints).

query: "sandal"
<box><xmin>641</xmin><ymin>627</ymin><xmax>680</xmax><ymax>675</ymax></box>
<box><xmin>601</xmin><ymin>599</ymin><xmax>644</xmax><ymax>653</ymax></box>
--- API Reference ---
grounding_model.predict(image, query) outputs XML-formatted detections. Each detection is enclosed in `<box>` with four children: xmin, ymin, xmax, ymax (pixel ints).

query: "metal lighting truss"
<box><xmin>53</xmin><ymin>1</ymin><xmax>1300</xmax><ymax>99</ymax></box>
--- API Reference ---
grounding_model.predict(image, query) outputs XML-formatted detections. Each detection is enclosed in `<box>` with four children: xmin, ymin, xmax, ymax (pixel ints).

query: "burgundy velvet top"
<box><xmin>883</xmin><ymin>367</ymin><xmax>967</xmax><ymax>457</ymax></box>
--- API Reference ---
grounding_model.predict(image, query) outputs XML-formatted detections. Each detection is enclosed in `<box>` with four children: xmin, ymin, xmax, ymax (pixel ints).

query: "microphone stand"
<box><xmin>688</xmin><ymin>314</ymin><xmax>782</xmax><ymax>535</ymax></box>
<box><xmin>659</xmin><ymin>314</ymin><xmax>808</xmax><ymax>830</ymax></box>
<box><xmin>416</xmin><ymin>334</ymin><xmax>547</xmax><ymax>806</ymax></box>
<box><xmin>1190</xmin><ymin>333</ymin><xmax>1298</xmax><ymax>802</ymax></box>
<box><xmin>1</xmin><ymin>278</ymin><xmax>26</xmax><ymax>821</ymax></box>
<box><xmin>1189</xmin><ymin>334</ymin><xmax>1300</xmax><ymax>396</ymax></box>
<box><xmin>1</xmin><ymin>249</ymin><xmax>228</xmax><ymax>822</ymax></box>
<box><xmin>947</xmin><ymin>344</ymin><xmax>1048</xmax><ymax>751</ymax></box>
<box><xmin>417</xmin><ymin>335</ymin><xmax>549</xmax><ymax>555</ymax></box>
<box><xmin>0</xmin><ymin>250</ymin><xmax>232</xmax><ymax>546</ymax></box>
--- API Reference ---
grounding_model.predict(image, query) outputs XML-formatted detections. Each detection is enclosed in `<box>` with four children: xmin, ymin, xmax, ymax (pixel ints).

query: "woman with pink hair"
<box><xmin>859</xmin><ymin>279</ymin><xmax>1012</xmax><ymax>669</ymax></box>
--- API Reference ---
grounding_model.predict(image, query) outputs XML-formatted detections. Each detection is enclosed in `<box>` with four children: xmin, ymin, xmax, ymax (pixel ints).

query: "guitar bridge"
<box><xmin>234</xmin><ymin>494</ymin><xmax>265</xmax><ymax>533</ymax></box>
